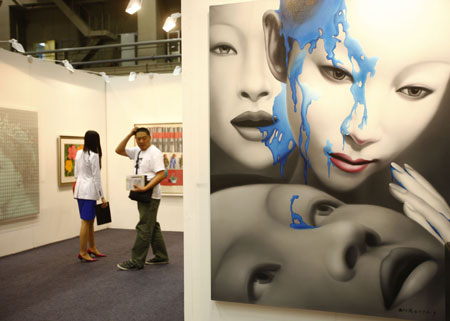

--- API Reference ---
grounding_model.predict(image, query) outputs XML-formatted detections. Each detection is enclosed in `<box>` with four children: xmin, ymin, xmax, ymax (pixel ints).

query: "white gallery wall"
<box><xmin>0</xmin><ymin>49</ymin><xmax>183</xmax><ymax>258</ymax></box>
<box><xmin>0</xmin><ymin>49</ymin><xmax>107</xmax><ymax>257</ymax></box>
<box><xmin>105</xmin><ymin>73</ymin><xmax>183</xmax><ymax>232</ymax></box>
<box><xmin>182</xmin><ymin>1</ymin><xmax>402</xmax><ymax>321</ymax></box>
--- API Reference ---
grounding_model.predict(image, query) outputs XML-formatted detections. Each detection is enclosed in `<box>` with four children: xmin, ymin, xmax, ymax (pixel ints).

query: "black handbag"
<box><xmin>129</xmin><ymin>185</ymin><xmax>153</xmax><ymax>202</ymax></box>
<box><xmin>128</xmin><ymin>151</ymin><xmax>153</xmax><ymax>202</ymax></box>
<box><xmin>95</xmin><ymin>203</ymin><xmax>112</xmax><ymax>225</ymax></box>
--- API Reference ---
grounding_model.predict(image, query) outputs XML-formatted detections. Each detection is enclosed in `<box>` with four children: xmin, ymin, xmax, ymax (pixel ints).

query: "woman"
<box><xmin>263</xmin><ymin>0</ymin><xmax>450</xmax><ymax>238</ymax></box>
<box><xmin>73</xmin><ymin>130</ymin><xmax>107</xmax><ymax>262</ymax></box>
<box><xmin>209</xmin><ymin>0</ymin><xmax>300</xmax><ymax>192</ymax></box>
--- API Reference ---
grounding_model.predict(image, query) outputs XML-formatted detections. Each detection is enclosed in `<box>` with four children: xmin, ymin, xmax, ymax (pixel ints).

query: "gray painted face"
<box><xmin>211</xmin><ymin>184</ymin><xmax>444</xmax><ymax>320</ymax></box>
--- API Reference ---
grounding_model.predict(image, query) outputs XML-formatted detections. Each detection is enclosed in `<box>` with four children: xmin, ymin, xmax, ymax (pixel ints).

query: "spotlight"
<box><xmin>9</xmin><ymin>39</ymin><xmax>25</xmax><ymax>53</ymax></box>
<box><xmin>172</xmin><ymin>66</ymin><xmax>181</xmax><ymax>75</ymax></box>
<box><xmin>100</xmin><ymin>72</ymin><xmax>110</xmax><ymax>83</ymax></box>
<box><xmin>62</xmin><ymin>59</ymin><xmax>74</xmax><ymax>72</ymax></box>
<box><xmin>163</xmin><ymin>13</ymin><xmax>181</xmax><ymax>32</ymax></box>
<box><xmin>126</xmin><ymin>0</ymin><xmax>142</xmax><ymax>15</ymax></box>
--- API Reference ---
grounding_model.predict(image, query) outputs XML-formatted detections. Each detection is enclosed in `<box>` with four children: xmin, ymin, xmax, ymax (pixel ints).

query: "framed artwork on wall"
<box><xmin>209</xmin><ymin>1</ymin><xmax>450</xmax><ymax>320</ymax></box>
<box><xmin>0</xmin><ymin>106</ymin><xmax>40</xmax><ymax>221</ymax></box>
<box><xmin>58</xmin><ymin>135</ymin><xmax>83</xmax><ymax>186</ymax></box>
<box><xmin>135</xmin><ymin>123</ymin><xmax>183</xmax><ymax>196</ymax></box>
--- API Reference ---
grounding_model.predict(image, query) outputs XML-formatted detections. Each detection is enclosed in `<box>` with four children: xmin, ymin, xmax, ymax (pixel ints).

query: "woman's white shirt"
<box><xmin>73</xmin><ymin>150</ymin><xmax>104</xmax><ymax>200</ymax></box>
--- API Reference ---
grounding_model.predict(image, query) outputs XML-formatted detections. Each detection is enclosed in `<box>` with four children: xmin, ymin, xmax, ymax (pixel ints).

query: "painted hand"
<box><xmin>389</xmin><ymin>162</ymin><xmax>450</xmax><ymax>244</ymax></box>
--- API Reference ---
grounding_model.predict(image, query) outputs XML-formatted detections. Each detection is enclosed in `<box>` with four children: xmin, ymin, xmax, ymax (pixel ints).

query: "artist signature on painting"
<box><xmin>398</xmin><ymin>307</ymin><xmax>437</xmax><ymax>318</ymax></box>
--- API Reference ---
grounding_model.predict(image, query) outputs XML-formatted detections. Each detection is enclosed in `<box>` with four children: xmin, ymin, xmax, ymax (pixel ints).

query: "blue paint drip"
<box><xmin>339</xmin><ymin>36</ymin><xmax>378</xmax><ymax>145</ymax></box>
<box><xmin>389</xmin><ymin>165</ymin><xmax>406</xmax><ymax>189</ymax></box>
<box><xmin>298</xmin><ymin>83</ymin><xmax>320</xmax><ymax>183</ymax></box>
<box><xmin>324</xmin><ymin>140</ymin><xmax>334</xmax><ymax>178</ymax></box>
<box><xmin>289</xmin><ymin>195</ymin><xmax>317</xmax><ymax>230</ymax></box>
<box><xmin>259</xmin><ymin>84</ymin><xmax>297</xmax><ymax>177</ymax></box>
<box><xmin>278</xmin><ymin>0</ymin><xmax>378</xmax><ymax>182</ymax></box>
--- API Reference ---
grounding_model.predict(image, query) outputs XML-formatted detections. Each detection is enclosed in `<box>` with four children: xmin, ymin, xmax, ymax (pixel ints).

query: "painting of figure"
<box><xmin>210</xmin><ymin>0</ymin><xmax>450</xmax><ymax>320</ymax></box>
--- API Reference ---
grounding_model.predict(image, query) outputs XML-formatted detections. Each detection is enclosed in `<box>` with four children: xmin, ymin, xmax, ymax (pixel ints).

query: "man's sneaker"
<box><xmin>117</xmin><ymin>260</ymin><xmax>143</xmax><ymax>271</ymax></box>
<box><xmin>145</xmin><ymin>258</ymin><xmax>169</xmax><ymax>265</ymax></box>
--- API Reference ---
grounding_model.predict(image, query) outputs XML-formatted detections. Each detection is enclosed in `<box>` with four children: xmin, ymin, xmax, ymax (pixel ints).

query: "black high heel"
<box><xmin>78</xmin><ymin>253</ymin><xmax>98</xmax><ymax>262</ymax></box>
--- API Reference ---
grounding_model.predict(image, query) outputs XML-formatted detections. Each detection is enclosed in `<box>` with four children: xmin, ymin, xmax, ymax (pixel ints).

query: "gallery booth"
<box><xmin>1</xmin><ymin>0</ymin><xmax>449</xmax><ymax>321</ymax></box>
<box><xmin>0</xmin><ymin>48</ymin><xmax>183</xmax><ymax>258</ymax></box>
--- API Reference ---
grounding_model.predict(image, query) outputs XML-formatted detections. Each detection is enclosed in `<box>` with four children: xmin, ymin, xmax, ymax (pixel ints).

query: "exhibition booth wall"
<box><xmin>0</xmin><ymin>49</ymin><xmax>183</xmax><ymax>258</ymax></box>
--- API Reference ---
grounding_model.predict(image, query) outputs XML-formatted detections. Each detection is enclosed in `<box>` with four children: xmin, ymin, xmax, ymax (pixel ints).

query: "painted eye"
<box><xmin>312</xmin><ymin>201</ymin><xmax>337</xmax><ymax>226</ymax></box>
<box><xmin>397</xmin><ymin>86</ymin><xmax>432</xmax><ymax>99</ymax></box>
<box><xmin>211</xmin><ymin>44</ymin><xmax>237</xmax><ymax>56</ymax></box>
<box><xmin>247</xmin><ymin>264</ymin><xmax>281</xmax><ymax>303</ymax></box>
<box><xmin>320</xmin><ymin>66</ymin><xmax>353</xmax><ymax>83</ymax></box>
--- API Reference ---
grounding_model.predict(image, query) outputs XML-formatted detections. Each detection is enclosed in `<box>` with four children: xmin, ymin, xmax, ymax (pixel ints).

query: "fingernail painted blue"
<box><xmin>389</xmin><ymin>165</ymin><xmax>406</xmax><ymax>189</ymax></box>
<box><xmin>427</xmin><ymin>220</ymin><xmax>443</xmax><ymax>239</ymax></box>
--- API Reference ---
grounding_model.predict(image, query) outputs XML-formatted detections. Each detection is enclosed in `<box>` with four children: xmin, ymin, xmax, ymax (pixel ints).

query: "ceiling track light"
<box><xmin>62</xmin><ymin>59</ymin><xmax>74</xmax><ymax>72</ymax></box>
<box><xmin>126</xmin><ymin>0</ymin><xmax>142</xmax><ymax>15</ymax></box>
<box><xmin>163</xmin><ymin>12</ymin><xmax>181</xmax><ymax>32</ymax></box>
<box><xmin>128</xmin><ymin>72</ymin><xmax>137</xmax><ymax>81</ymax></box>
<box><xmin>9</xmin><ymin>38</ymin><xmax>25</xmax><ymax>53</ymax></box>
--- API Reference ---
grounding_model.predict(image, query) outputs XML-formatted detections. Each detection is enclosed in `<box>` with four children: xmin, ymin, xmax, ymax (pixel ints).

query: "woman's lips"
<box><xmin>380</xmin><ymin>247</ymin><xmax>437</xmax><ymax>310</ymax></box>
<box><xmin>329</xmin><ymin>153</ymin><xmax>375</xmax><ymax>173</ymax></box>
<box><xmin>231</xmin><ymin>111</ymin><xmax>274</xmax><ymax>142</ymax></box>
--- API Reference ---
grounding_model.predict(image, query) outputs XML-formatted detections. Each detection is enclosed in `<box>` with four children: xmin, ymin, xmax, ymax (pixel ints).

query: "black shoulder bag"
<box><xmin>128</xmin><ymin>151</ymin><xmax>153</xmax><ymax>202</ymax></box>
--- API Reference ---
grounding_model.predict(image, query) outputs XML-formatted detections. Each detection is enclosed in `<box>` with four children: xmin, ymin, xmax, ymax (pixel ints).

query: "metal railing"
<box><xmin>24</xmin><ymin>38</ymin><xmax>181</xmax><ymax>68</ymax></box>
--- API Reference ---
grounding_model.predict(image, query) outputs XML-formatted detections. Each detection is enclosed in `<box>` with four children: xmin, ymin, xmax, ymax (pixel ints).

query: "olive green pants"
<box><xmin>131</xmin><ymin>199</ymin><xmax>168</xmax><ymax>267</ymax></box>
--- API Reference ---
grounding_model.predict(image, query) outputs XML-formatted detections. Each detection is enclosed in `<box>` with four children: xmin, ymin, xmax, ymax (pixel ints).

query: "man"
<box><xmin>115</xmin><ymin>127</ymin><xmax>169</xmax><ymax>270</ymax></box>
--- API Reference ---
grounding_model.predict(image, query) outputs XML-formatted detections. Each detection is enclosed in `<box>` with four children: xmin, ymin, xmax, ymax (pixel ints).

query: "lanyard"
<box><xmin>134</xmin><ymin>151</ymin><xmax>142</xmax><ymax>174</ymax></box>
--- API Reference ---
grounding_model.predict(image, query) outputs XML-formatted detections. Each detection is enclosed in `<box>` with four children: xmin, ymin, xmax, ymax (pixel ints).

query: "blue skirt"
<box><xmin>77</xmin><ymin>199</ymin><xmax>96</xmax><ymax>221</ymax></box>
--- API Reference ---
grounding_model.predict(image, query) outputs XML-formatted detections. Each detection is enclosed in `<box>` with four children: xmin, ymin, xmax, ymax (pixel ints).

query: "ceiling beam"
<box><xmin>51</xmin><ymin>0</ymin><xmax>117</xmax><ymax>40</ymax></box>
<box><xmin>52</xmin><ymin>0</ymin><xmax>90</xmax><ymax>36</ymax></box>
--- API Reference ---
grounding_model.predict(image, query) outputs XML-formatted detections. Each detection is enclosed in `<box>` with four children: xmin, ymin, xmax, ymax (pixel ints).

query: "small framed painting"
<box><xmin>135</xmin><ymin>123</ymin><xmax>183</xmax><ymax>196</ymax></box>
<box><xmin>58</xmin><ymin>135</ymin><xmax>84</xmax><ymax>186</ymax></box>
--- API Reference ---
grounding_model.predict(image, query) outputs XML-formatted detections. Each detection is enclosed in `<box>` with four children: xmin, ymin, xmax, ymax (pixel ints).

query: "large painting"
<box><xmin>135</xmin><ymin>123</ymin><xmax>183</xmax><ymax>196</ymax></box>
<box><xmin>58</xmin><ymin>136</ymin><xmax>83</xmax><ymax>186</ymax></box>
<box><xmin>0</xmin><ymin>107</ymin><xmax>39</xmax><ymax>221</ymax></box>
<box><xmin>210</xmin><ymin>1</ymin><xmax>450</xmax><ymax>320</ymax></box>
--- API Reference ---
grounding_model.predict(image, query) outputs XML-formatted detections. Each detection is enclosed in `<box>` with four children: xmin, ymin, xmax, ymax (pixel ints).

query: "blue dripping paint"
<box><xmin>324</xmin><ymin>140</ymin><xmax>334</xmax><ymax>178</ymax></box>
<box><xmin>278</xmin><ymin>0</ymin><xmax>378</xmax><ymax>183</ymax></box>
<box><xmin>289</xmin><ymin>195</ymin><xmax>317</xmax><ymax>230</ymax></box>
<box><xmin>259</xmin><ymin>84</ymin><xmax>297</xmax><ymax>177</ymax></box>
<box><xmin>298</xmin><ymin>83</ymin><xmax>320</xmax><ymax>184</ymax></box>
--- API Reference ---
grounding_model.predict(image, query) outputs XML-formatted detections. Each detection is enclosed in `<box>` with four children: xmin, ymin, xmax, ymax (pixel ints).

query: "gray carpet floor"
<box><xmin>0</xmin><ymin>229</ymin><xmax>184</xmax><ymax>321</ymax></box>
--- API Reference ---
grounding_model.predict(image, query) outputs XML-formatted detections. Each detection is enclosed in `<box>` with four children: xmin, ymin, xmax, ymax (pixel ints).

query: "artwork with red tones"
<box><xmin>135</xmin><ymin>123</ymin><xmax>183</xmax><ymax>195</ymax></box>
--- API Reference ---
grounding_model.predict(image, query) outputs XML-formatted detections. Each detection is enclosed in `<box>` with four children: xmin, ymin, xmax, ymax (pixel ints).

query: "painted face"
<box><xmin>135</xmin><ymin>131</ymin><xmax>151</xmax><ymax>151</ymax></box>
<box><xmin>211</xmin><ymin>184</ymin><xmax>444</xmax><ymax>319</ymax></box>
<box><xmin>283</xmin><ymin>0</ymin><xmax>450</xmax><ymax>191</ymax></box>
<box><xmin>210</xmin><ymin>1</ymin><xmax>282</xmax><ymax>170</ymax></box>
